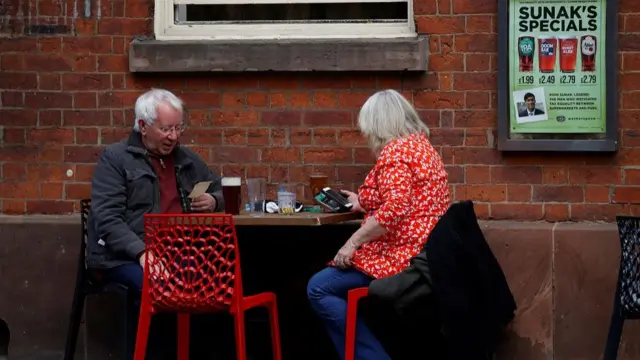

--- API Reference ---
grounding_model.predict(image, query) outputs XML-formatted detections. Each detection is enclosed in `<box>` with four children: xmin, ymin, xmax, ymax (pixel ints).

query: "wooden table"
<box><xmin>233</xmin><ymin>211</ymin><xmax>363</xmax><ymax>226</ymax></box>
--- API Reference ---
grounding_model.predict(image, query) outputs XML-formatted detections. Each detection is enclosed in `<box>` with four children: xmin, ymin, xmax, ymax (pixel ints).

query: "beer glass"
<box><xmin>538</xmin><ymin>36</ymin><xmax>557</xmax><ymax>73</ymax></box>
<box><xmin>559</xmin><ymin>36</ymin><xmax>578</xmax><ymax>73</ymax></box>
<box><xmin>518</xmin><ymin>36</ymin><xmax>535</xmax><ymax>72</ymax></box>
<box><xmin>309</xmin><ymin>174</ymin><xmax>329</xmax><ymax>198</ymax></box>
<box><xmin>581</xmin><ymin>35</ymin><xmax>597</xmax><ymax>72</ymax></box>
<box><xmin>277</xmin><ymin>184</ymin><xmax>296</xmax><ymax>215</ymax></box>
<box><xmin>222</xmin><ymin>177</ymin><xmax>242</xmax><ymax>215</ymax></box>
<box><xmin>246</xmin><ymin>178</ymin><xmax>266</xmax><ymax>216</ymax></box>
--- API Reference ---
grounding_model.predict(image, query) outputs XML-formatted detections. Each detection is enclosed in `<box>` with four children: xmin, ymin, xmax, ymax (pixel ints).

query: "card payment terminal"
<box><xmin>314</xmin><ymin>187</ymin><xmax>353</xmax><ymax>213</ymax></box>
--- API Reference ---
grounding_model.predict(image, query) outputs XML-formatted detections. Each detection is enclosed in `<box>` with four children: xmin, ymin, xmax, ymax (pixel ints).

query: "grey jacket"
<box><xmin>86</xmin><ymin>131</ymin><xmax>224</xmax><ymax>269</ymax></box>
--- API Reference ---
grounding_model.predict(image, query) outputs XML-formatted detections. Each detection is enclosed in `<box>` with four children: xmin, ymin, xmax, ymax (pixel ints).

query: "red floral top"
<box><xmin>349</xmin><ymin>133</ymin><xmax>450</xmax><ymax>279</ymax></box>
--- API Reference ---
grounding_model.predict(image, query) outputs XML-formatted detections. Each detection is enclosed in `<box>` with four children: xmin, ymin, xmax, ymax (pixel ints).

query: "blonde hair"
<box><xmin>357</xmin><ymin>89</ymin><xmax>429</xmax><ymax>153</ymax></box>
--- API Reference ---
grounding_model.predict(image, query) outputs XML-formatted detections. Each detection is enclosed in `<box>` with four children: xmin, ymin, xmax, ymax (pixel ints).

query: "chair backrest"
<box><xmin>142</xmin><ymin>213</ymin><xmax>241</xmax><ymax>314</ymax></box>
<box><xmin>615</xmin><ymin>216</ymin><xmax>640</xmax><ymax>315</ymax></box>
<box><xmin>80</xmin><ymin>199</ymin><xmax>91</xmax><ymax>269</ymax></box>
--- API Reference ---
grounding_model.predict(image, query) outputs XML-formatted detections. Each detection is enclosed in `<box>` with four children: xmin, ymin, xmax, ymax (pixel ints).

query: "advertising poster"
<box><xmin>509</xmin><ymin>0</ymin><xmax>606</xmax><ymax>134</ymax></box>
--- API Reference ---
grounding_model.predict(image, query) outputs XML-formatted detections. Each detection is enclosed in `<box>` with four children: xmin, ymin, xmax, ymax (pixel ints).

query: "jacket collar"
<box><xmin>125</xmin><ymin>130</ymin><xmax>193</xmax><ymax>167</ymax></box>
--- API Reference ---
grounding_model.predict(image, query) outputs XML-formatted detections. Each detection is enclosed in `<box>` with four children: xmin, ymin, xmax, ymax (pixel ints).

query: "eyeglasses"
<box><xmin>153</xmin><ymin>124</ymin><xmax>186</xmax><ymax>135</ymax></box>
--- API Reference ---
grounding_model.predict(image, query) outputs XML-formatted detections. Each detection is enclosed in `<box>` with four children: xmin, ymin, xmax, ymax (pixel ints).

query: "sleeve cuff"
<box><xmin>126</xmin><ymin>240</ymin><xmax>146</xmax><ymax>261</ymax></box>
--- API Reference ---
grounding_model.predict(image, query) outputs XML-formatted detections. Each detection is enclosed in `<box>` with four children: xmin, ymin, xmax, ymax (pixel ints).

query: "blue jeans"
<box><xmin>307</xmin><ymin>267</ymin><xmax>391</xmax><ymax>360</ymax></box>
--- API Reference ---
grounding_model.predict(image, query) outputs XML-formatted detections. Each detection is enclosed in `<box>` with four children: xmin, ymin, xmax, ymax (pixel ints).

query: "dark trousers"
<box><xmin>103</xmin><ymin>264</ymin><xmax>178</xmax><ymax>360</ymax></box>
<box><xmin>103</xmin><ymin>264</ymin><xmax>238</xmax><ymax>360</ymax></box>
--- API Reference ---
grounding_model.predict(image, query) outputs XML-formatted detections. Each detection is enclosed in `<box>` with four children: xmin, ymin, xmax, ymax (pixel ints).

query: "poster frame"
<box><xmin>497</xmin><ymin>0</ymin><xmax>619</xmax><ymax>152</ymax></box>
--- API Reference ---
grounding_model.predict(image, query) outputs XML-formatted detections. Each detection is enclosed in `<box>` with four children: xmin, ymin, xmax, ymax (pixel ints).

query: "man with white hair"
<box><xmin>86</xmin><ymin>88</ymin><xmax>224</xmax><ymax>358</ymax></box>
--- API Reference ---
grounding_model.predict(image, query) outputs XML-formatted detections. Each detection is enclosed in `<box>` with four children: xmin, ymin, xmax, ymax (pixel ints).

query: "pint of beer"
<box><xmin>518</xmin><ymin>36</ymin><xmax>535</xmax><ymax>72</ymax></box>
<box><xmin>222</xmin><ymin>177</ymin><xmax>242</xmax><ymax>215</ymax></box>
<box><xmin>559</xmin><ymin>36</ymin><xmax>578</xmax><ymax>73</ymax></box>
<box><xmin>538</xmin><ymin>36</ymin><xmax>557</xmax><ymax>73</ymax></box>
<box><xmin>581</xmin><ymin>35</ymin><xmax>597</xmax><ymax>72</ymax></box>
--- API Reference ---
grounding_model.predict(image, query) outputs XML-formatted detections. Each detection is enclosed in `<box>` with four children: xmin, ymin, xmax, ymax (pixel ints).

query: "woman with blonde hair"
<box><xmin>307</xmin><ymin>89</ymin><xmax>450</xmax><ymax>360</ymax></box>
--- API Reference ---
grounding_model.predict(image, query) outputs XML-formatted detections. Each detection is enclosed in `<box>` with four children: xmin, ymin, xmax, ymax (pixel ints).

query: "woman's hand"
<box><xmin>340</xmin><ymin>189</ymin><xmax>363</xmax><ymax>213</ymax></box>
<box><xmin>333</xmin><ymin>238</ymin><xmax>357</xmax><ymax>269</ymax></box>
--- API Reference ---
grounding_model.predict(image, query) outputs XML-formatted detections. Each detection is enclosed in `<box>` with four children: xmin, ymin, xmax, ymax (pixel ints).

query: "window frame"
<box><xmin>154</xmin><ymin>0</ymin><xmax>416</xmax><ymax>40</ymax></box>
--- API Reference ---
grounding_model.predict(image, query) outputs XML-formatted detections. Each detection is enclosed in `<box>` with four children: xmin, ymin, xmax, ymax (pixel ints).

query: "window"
<box><xmin>154</xmin><ymin>0</ymin><xmax>415</xmax><ymax>40</ymax></box>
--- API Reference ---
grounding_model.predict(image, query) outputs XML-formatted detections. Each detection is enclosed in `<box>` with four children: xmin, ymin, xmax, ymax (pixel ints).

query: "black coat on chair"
<box><xmin>368</xmin><ymin>201</ymin><xmax>516</xmax><ymax>360</ymax></box>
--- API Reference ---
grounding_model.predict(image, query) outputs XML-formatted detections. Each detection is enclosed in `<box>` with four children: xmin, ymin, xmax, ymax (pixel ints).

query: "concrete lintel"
<box><xmin>129</xmin><ymin>36</ymin><xmax>429</xmax><ymax>72</ymax></box>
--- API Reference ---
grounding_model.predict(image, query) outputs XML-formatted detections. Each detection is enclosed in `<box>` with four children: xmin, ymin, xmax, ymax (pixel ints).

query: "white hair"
<box><xmin>133</xmin><ymin>88</ymin><xmax>184</xmax><ymax>132</ymax></box>
<box><xmin>357</xmin><ymin>89</ymin><xmax>430</xmax><ymax>153</ymax></box>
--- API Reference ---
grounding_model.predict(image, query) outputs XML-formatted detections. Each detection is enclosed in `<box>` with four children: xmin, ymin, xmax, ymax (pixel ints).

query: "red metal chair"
<box><xmin>345</xmin><ymin>287</ymin><xmax>369</xmax><ymax>360</ymax></box>
<box><xmin>134</xmin><ymin>214</ymin><xmax>282</xmax><ymax>360</ymax></box>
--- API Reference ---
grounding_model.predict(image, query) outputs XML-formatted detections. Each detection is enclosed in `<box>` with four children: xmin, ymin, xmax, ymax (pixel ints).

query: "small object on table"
<box><xmin>303</xmin><ymin>205</ymin><xmax>323</xmax><ymax>213</ymax></box>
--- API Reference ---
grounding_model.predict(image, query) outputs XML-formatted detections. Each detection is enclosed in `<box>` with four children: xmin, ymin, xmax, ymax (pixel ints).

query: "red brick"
<box><xmin>507</xmin><ymin>185</ymin><xmax>532</xmax><ymax>202</ymax></box>
<box><xmin>63</xmin><ymin>37</ymin><xmax>112</xmax><ymax>54</ymax></box>
<box><xmin>38</xmin><ymin>38</ymin><xmax>62</xmax><ymax>52</ymax></box>
<box><xmin>337</xmin><ymin>92</ymin><xmax>371</xmax><ymax>109</ymax></box>
<box><xmin>223</xmin><ymin>129</ymin><xmax>248</xmax><ymax>145</ymax></box>
<box><xmin>38</xmin><ymin>73</ymin><xmax>61</xmax><ymax>91</ymax></box>
<box><xmin>429</xmin><ymin>54</ymin><xmax>464</xmax><ymax>71</ymax></box>
<box><xmin>290</xmin><ymin>128</ymin><xmax>312</xmax><ymax>145</ymax></box>
<box><xmin>304</xmin><ymin>111</ymin><xmax>352</xmax><ymax>126</ymax></box>
<box><xmin>63</xmin><ymin>146</ymin><xmax>104</xmax><ymax>163</ymax></box>
<box><xmin>454</xmin><ymin>34</ymin><xmax>497</xmax><ymax>52</ymax></box>
<box><xmin>290</xmin><ymin>93</ymin><xmax>312</xmax><ymax>108</ymax></box>
<box><xmin>97</xmin><ymin>55</ymin><xmax>128</xmax><ymax>72</ymax></box>
<box><xmin>313</xmin><ymin>92</ymin><xmax>338</xmax><ymax>108</ymax></box>
<box><xmin>430</xmin><ymin>128</ymin><xmax>464</xmax><ymax>146</ymax></box>
<box><xmin>247</xmin><ymin>129</ymin><xmax>270</xmax><ymax>146</ymax></box>
<box><xmin>125</xmin><ymin>1</ymin><xmax>152</xmax><ymax>18</ymax></box>
<box><xmin>0</xmin><ymin>182</ymin><xmax>40</xmax><ymax>199</ymax></box>
<box><xmin>2</xmin><ymin>163</ymin><xmax>26</xmax><ymax>180</ymax></box>
<box><xmin>98</xmin><ymin>18</ymin><xmax>149</xmax><ymax>36</ymax></box>
<box><xmin>569</xmin><ymin>167</ymin><xmax>622</xmax><ymax>185</ymax></box>
<box><xmin>414</xmin><ymin>91</ymin><xmax>465</xmax><ymax>109</ymax></box>
<box><xmin>26</xmin><ymin>200</ymin><xmax>74</xmax><ymax>214</ymax></box>
<box><xmin>41</xmin><ymin>182</ymin><xmax>64</xmax><ymax>199</ymax></box>
<box><xmin>452</xmin><ymin>0</ymin><xmax>498</xmax><ymax>13</ymax></box>
<box><xmin>415</xmin><ymin>16</ymin><xmax>465</xmax><ymax>34</ymax></box>
<box><xmin>490</xmin><ymin>204</ymin><xmax>543</xmax><ymax>220</ymax></box>
<box><xmin>466</xmin><ymin>15</ymin><xmax>493</xmax><ymax>33</ymax></box>
<box><xmin>544</xmin><ymin>204</ymin><xmax>570</xmax><ymax>222</ymax></box>
<box><xmin>313</xmin><ymin>129</ymin><xmax>337</xmax><ymax>145</ymax></box>
<box><xmin>27</xmin><ymin>164</ymin><xmax>73</xmax><ymax>181</ymax></box>
<box><xmin>221</xmin><ymin>92</ymin><xmax>246</xmax><ymax>108</ymax></box>
<box><xmin>261</xmin><ymin>111</ymin><xmax>302</xmax><ymax>126</ymax></box>
<box><xmin>533</xmin><ymin>185</ymin><xmax>584</xmax><ymax>203</ymax></box>
<box><xmin>303</xmin><ymin>148</ymin><xmax>351</xmax><ymax>164</ymax></box>
<box><xmin>262</xmin><ymin>148</ymin><xmax>300</xmax><ymax>163</ymax></box>
<box><xmin>453</xmin><ymin>73</ymin><xmax>497</xmax><ymax>90</ymax></box>
<box><xmin>27</xmin><ymin>128</ymin><xmax>74</xmax><ymax>144</ymax></box>
<box><xmin>3</xmin><ymin>128</ymin><xmax>25</xmax><ymax>144</ymax></box>
<box><xmin>456</xmin><ymin>185</ymin><xmax>506</xmax><ymax>202</ymax></box>
<box><xmin>0</xmin><ymin>38</ymin><xmax>37</xmax><ymax>52</ymax></box>
<box><xmin>25</xmin><ymin>92</ymin><xmax>72</xmax><ymax>109</ymax></box>
<box><xmin>65</xmin><ymin>183</ymin><xmax>92</xmax><ymax>200</ymax></box>
<box><xmin>0</xmin><ymin>73</ymin><xmax>37</xmax><ymax>90</ymax></box>
<box><xmin>492</xmin><ymin>166</ymin><xmax>542</xmax><ymax>184</ymax></box>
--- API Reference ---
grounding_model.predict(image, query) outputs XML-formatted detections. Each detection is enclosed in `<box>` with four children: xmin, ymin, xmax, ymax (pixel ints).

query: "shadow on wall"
<box><xmin>0</xmin><ymin>317</ymin><xmax>9</xmax><ymax>358</ymax></box>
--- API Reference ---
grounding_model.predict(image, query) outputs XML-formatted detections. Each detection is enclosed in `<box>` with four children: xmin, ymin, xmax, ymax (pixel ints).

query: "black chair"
<box><xmin>63</xmin><ymin>199</ymin><xmax>133</xmax><ymax>360</ymax></box>
<box><xmin>604</xmin><ymin>216</ymin><xmax>640</xmax><ymax>359</ymax></box>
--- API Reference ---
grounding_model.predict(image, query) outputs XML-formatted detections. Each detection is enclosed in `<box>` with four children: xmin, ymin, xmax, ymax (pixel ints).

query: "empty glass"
<box><xmin>277</xmin><ymin>184</ymin><xmax>297</xmax><ymax>215</ymax></box>
<box><xmin>246</xmin><ymin>178</ymin><xmax>266</xmax><ymax>216</ymax></box>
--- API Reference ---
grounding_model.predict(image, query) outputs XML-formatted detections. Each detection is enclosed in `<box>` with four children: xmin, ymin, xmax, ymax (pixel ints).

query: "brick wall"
<box><xmin>0</xmin><ymin>0</ymin><xmax>639</xmax><ymax>221</ymax></box>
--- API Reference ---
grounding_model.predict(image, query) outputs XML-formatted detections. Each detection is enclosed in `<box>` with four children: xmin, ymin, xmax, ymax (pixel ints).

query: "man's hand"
<box><xmin>138</xmin><ymin>251</ymin><xmax>170</xmax><ymax>279</ymax></box>
<box><xmin>190</xmin><ymin>193</ymin><xmax>217</xmax><ymax>212</ymax></box>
